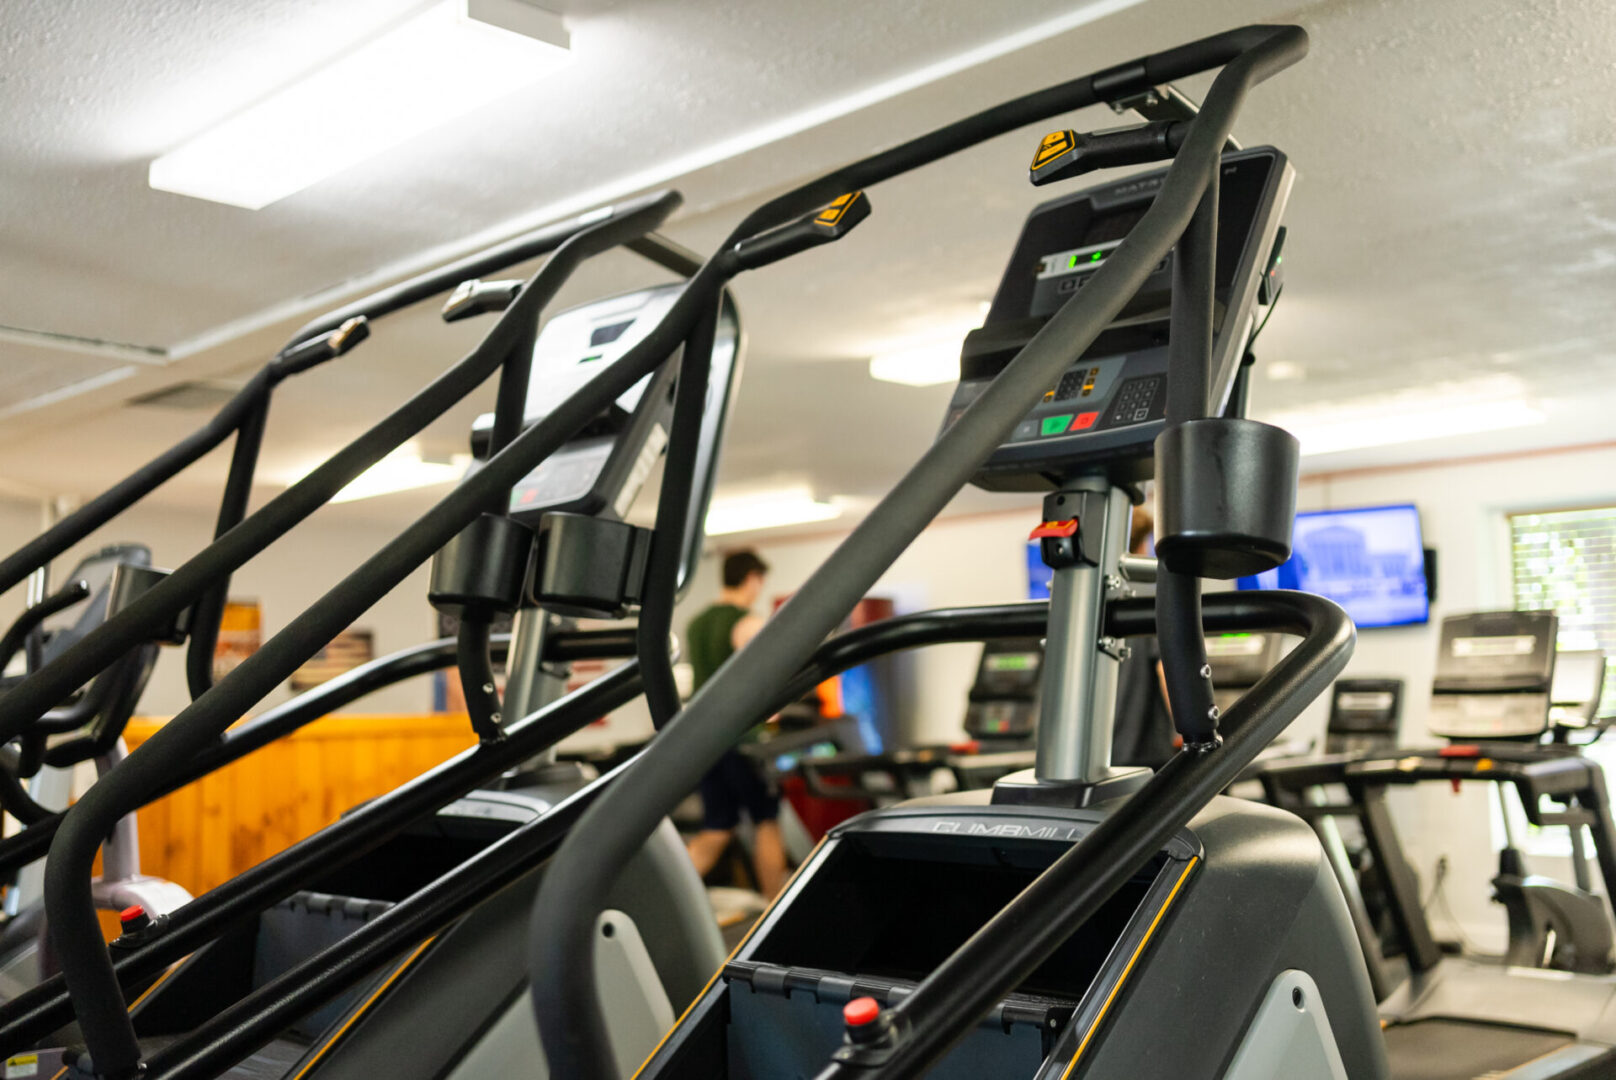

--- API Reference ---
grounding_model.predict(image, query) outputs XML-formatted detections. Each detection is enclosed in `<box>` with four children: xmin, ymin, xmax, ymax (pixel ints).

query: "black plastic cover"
<box><xmin>428</xmin><ymin>514</ymin><xmax>534</xmax><ymax>618</ymax></box>
<box><xmin>528</xmin><ymin>512</ymin><xmax>653</xmax><ymax>619</ymax></box>
<box><xmin>1154</xmin><ymin>417</ymin><xmax>1298</xmax><ymax>579</ymax></box>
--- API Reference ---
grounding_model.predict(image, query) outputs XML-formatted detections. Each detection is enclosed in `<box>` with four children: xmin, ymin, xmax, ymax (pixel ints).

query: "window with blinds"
<box><xmin>1505</xmin><ymin>507</ymin><xmax>1616</xmax><ymax>857</ymax></box>
<box><xmin>1509</xmin><ymin>505</ymin><xmax>1616</xmax><ymax>709</ymax></box>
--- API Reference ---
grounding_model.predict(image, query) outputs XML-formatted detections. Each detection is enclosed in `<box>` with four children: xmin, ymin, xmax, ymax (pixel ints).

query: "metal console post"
<box><xmin>995</xmin><ymin>475</ymin><xmax>1149</xmax><ymax>807</ymax></box>
<box><xmin>500</xmin><ymin>605</ymin><xmax>573</xmax><ymax>775</ymax></box>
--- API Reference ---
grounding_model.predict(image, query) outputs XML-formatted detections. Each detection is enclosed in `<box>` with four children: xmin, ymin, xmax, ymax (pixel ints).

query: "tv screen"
<box><xmin>1238</xmin><ymin>504</ymin><xmax>1430</xmax><ymax>629</ymax></box>
<box><xmin>1027</xmin><ymin>540</ymin><xmax>1053</xmax><ymax>600</ymax></box>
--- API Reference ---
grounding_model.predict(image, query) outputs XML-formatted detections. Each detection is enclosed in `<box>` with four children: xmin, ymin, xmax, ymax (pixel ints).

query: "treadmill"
<box><xmin>1264</xmin><ymin>611</ymin><xmax>1616</xmax><ymax>1068</ymax></box>
<box><xmin>793</xmin><ymin>637</ymin><xmax>1044</xmax><ymax>807</ymax></box>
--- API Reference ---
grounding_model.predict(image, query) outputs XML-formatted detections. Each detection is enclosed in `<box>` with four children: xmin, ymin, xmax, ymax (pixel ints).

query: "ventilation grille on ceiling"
<box><xmin>126</xmin><ymin>381</ymin><xmax>241</xmax><ymax>411</ymax></box>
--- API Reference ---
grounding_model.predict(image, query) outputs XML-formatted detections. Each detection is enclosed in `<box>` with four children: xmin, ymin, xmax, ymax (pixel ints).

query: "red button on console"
<box><xmin>120</xmin><ymin>904</ymin><xmax>146</xmax><ymax>924</ymax></box>
<box><xmin>1070</xmin><ymin>411</ymin><xmax>1098</xmax><ymax>431</ymax></box>
<box><xmin>844</xmin><ymin>997</ymin><xmax>882</xmax><ymax>1028</ymax></box>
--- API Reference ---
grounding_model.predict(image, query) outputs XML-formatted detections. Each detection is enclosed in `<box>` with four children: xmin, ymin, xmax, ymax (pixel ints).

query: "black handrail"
<box><xmin>637</xmin><ymin>293</ymin><xmax>722</xmax><ymax>728</ymax></box>
<box><xmin>526</xmin><ymin>24</ymin><xmax>1309</xmax><ymax>1078</ymax></box>
<box><xmin>282</xmin><ymin>201</ymin><xmax>695</xmax><ymax>350</ymax></box>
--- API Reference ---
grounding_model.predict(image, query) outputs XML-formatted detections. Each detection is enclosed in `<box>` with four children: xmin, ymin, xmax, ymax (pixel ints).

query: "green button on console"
<box><xmin>1041</xmin><ymin>415</ymin><xmax>1073</xmax><ymax>436</ymax></box>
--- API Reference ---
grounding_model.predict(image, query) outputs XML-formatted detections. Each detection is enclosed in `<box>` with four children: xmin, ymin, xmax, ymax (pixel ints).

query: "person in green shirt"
<box><xmin>684</xmin><ymin>550</ymin><xmax>788</xmax><ymax>896</ymax></box>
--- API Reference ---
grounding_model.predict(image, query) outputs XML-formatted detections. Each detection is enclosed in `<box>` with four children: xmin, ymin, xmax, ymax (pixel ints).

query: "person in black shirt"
<box><xmin>683</xmin><ymin>551</ymin><xmax>788</xmax><ymax>896</ymax></box>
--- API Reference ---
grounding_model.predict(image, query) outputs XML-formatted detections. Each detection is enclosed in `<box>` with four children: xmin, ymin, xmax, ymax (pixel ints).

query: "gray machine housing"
<box><xmin>634</xmin><ymin>796</ymin><xmax>1385</xmax><ymax>1079</ymax></box>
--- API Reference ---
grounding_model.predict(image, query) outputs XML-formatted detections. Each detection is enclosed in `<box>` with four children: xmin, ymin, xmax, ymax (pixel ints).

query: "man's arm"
<box><xmin>731</xmin><ymin>614</ymin><xmax>764</xmax><ymax>652</ymax></box>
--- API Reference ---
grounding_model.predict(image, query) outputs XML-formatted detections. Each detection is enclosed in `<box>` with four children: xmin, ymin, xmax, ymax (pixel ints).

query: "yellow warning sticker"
<box><xmin>6</xmin><ymin>1055</ymin><xmax>39</xmax><ymax>1079</ymax></box>
<box><xmin>815</xmin><ymin>192</ymin><xmax>861</xmax><ymax>227</ymax></box>
<box><xmin>1032</xmin><ymin>130</ymin><xmax>1075</xmax><ymax>169</ymax></box>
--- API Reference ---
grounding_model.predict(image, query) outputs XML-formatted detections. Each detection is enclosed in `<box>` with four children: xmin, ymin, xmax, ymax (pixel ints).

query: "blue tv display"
<box><xmin>1238</xmin><ymin>504</ymin><xmax>1430</xmax><ymax>628</ymax></box>
<box><xmin>1027</xmin><ymin>540</ymin><xmax>1053</xmax><ymax>600</ymax></box>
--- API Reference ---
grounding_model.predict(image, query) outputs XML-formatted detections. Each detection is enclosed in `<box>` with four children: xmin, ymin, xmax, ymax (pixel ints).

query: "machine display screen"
<box><xmin>1238</xmin><ymin>504</ymin><xmax>1429</xmax><ymax>628</ymax></box>
<box><xmin>520</xmin><ymin>289</ymin><xmax>675</xmax><ymax>421</ymax></box>
<box><xmin>974</xmin><ymin>640</ymin><xmax>1044</xmax><ymax>697</ymax></box>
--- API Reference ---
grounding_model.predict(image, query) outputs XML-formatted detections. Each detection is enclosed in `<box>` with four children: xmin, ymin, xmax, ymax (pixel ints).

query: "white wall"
<box><xmin>0</xmin><ymin>496</ymin><xmax>440</xmax><ymax>718</ymax></box>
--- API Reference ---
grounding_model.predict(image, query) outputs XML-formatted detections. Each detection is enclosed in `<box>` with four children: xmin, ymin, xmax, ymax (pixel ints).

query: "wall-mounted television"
<box><xmin>1237</xmin><ymin>503</ymin><xmax>1430</xmax><ymax>629</ymax></box>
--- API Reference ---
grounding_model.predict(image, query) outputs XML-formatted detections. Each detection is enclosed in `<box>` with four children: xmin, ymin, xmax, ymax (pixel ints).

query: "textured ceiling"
<box><xmin>3</xmin><ymin>0</ymin><xmax>1616</xmax><ymax>538</ymax></box>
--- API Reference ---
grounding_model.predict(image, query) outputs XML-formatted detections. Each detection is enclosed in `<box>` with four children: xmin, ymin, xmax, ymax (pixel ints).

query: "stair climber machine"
<box><xmin>272</xmin><ymin>279</ymin><xmax>749</xmax><ymax>1080</ymax></box>
<box><xmin>532</xmin><ymin>26</ymin><xmax>1616</xmax><ymax>1080</ymax></box>
<box><xmin>0</xmin><ymin>544</ymin><xmax>190</xmax><ymax>1001</ymax></box>
<box><xmin>524</xmin><ymin>24</ymin><xmax>1423</xmax><ymax>1080</ymax></box>
<box><xmin>64</xmin><ymin>278</ymin><xmax>749</xmax><ymax>1080</ymax></box>
<box><xmin>0</xmin><ymin>183</ymin><xmax>891</xmax><ymax>1075</ymax></box>
<box><xmin>1260</xmin><ymin>608</ymin><xmax>1616</xmax><ymax>1068</ymax></box>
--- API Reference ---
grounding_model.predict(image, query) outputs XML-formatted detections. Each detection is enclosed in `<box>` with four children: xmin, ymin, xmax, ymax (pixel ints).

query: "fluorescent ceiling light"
<box><xmin>293</xmin><ymin>447</ymin><xmax>470</xmax><ymax>503</ymax></box>
<box><xmin>149</xmin><ymin>0</ymin><xmax>569</xmax><ymax>209</ymax></box>
<box><xmin>705</xmin><ymin>488</ymin><xmax>842</xmax><ymax>536</ymax></box>
<box><xmin>869</xmin><ymin>325</ymin><xmax>980</xmax><ymax>387</ymax></box>
<box><xmin>1269</xmin><ymin>377</ymin><xmax>1545</xmax><ymax>456</ymax></box>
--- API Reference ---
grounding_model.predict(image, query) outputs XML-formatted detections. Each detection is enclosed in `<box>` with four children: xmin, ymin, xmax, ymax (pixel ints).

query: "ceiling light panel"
<box><xmin>148</xmin><ymin>0</ymin><xmax>569</xmax><ymax>210</ymax></box>
<box><xmin>705</xmin><ymin>489</ymin><xmax>842</xmax><ymax>536</ymax></box>
<box><xmin>1267</xmin><ymin>375</ymin><xmax>1546</xmax><ymax>456</ymax></box>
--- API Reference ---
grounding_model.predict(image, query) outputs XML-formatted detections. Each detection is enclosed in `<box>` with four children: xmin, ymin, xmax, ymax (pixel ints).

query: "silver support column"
<box><xmin>501</xmin><ymin>605</ymin><xmax>571</xmax><ymax>768</ymax></box>
<box><xmin>1034</xmin><ymin>478</ymin><xmax>1136</xmax><ymax>785</ymax></box>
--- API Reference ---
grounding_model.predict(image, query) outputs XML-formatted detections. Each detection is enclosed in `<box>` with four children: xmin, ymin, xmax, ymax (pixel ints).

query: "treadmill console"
<box><xmin>470</xmin><ymin>285</ymin><xmax>741</xmax><ymax>527</ymax></box>
<box><xmin>1428</xmin><ymin>611</ymin><xmax>1557</xmax><ymax>739</ymax></box>
<box><xmin>1204</xmin><ymin>632</ymin><xmax>1281</xmax><ymax>714</ymax></box>
<box><xmin>1325</xmin><ymin>678</ymin><xmax>1403</xmax><ymax>754</ymax></box>
<box><xmin>962</xmin><ymin>638</ymin><xmax>1044</xmax><ymax>741</ymax></box>
<box><xmin>938</xmin><ymin>147</ymin><xmax>1292</xmax><ymax>488</ymax></box>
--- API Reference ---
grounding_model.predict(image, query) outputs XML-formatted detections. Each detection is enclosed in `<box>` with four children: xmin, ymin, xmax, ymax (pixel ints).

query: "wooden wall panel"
<box><xmin>123</xmin><ymin>714</ymin><xmax>476</xmax><ymax>898</ymax></box>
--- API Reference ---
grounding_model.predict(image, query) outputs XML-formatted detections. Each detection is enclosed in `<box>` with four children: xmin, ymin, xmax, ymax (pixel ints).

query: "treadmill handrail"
<box><xmin>524</xmin><ymin>25</ymin><xmax>1310</xmax><ymax>1079</ymax></box>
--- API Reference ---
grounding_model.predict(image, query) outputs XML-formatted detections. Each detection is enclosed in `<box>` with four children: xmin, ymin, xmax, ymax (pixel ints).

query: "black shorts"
<box><xmin>698</xmin><ymin>749</ymin><xmax>780</xmax><ymax>831</ymax></box>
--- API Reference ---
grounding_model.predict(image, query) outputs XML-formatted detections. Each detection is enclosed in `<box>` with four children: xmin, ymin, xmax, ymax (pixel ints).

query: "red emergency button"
<box><xmin>1029</xmin><ymin>519</ymin><xmax>1079</xmax><ymax>540</ymax></box>
<box><xmin>1070</xmin><ymin>411</ymin><xmax>1098</xmax><ymax>431</ymax></box>
<box><xmin>843</xmin><ymin>997</ymin><xmax>882</xmax><ymax>1028</ymax></box>
<box><xmin>118</xmin><ymin>904</ymin><xmax>154</xmax><ymax>937</ymax></box>
<box><xmin>1439</xmin><ymin>746</ymin><xmax>1480</xmax><ymax>758</ymax></box>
